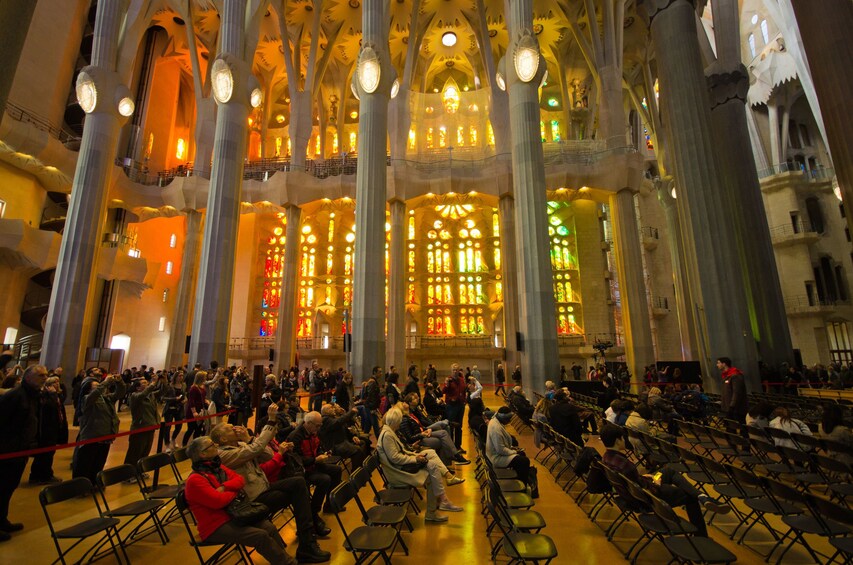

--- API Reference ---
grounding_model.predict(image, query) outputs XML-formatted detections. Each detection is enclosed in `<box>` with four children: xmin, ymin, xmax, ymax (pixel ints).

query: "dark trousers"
<box><xmin>333</xmin><ymin>441</ymin><xmax>368</xmax><ymax>469</ymax></box>
<box><xmin>310</xmin><ymin>393</ymin><xmax>323</xmax><ymax>413</ymax></box>
<box><xmin>182</xmin><ymin>420</ymin><xmax>204</xmax><ymax>447</ymax></box>
<box><xmin>72</xmin><ymin>442</ymin><xmax>111</xmax><ymax>486</ymax></box>
<box><xmin>445</xmin><ymin>402</ymin><xmax>465</xmax><ymax>448</ymax></box>
<box><xmin>164</xmin><ymin>411</ymin><xmax>182</xmax><ymax>442</ymax></box>
<box><xmin>495</xmin><ymin>382</ymin><xmax>506</xmax><ymax>396</ymax></box>
<box><xmin>508</xmin><ymin>454</ymin><xmax>531</xmax><ymax>485</ymax></box>
<box><xmin>656</xmin><ymin>465</ymin><xmax>707</xmax><ymax>537</ymax></box>
<box><xmin>306</xmin><ymin>463</ymin><xmax>342</xmax><ymax>516</ymax></box>
<box><xmin>0</xmin><ymin>457</ymin><xmax>27</xmax><ymax>522</ymax></box>
<box><xmin>255</xmin><ymin>476</ymin><xmax>315</xmax><ymax>542</ymax></box>
<box><xmin>29</xmin><ymin>449</ymin><xmax>57</xmax><ymax>481</ymax></box>
<box><xmin>204</xmin><ymin>519</ymin><xmax>288</xmax><ymax>563</ymax></box>
<box><xmin>124</xmin><ymin>430</ymin><xmax>155</xmax><ymax>467</ymax></box>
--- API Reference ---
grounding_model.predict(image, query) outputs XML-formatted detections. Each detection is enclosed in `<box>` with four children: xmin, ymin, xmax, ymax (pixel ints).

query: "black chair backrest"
<box><xmin>139</xmin><ymin>452</ymin><xmax>174</xmax><ymax>473</ymax></box>
<box><xmin>175</xmin><ymin>488</ymin><xmax>189</xmax><ymax>511</ymax></box>
<box><xmin>97</xmin><ymin>464</ymin><xmax>138</xmax><ymax>489</ymax></box>
<box><xmin>331</xmin><ymin>481</ymin><xmax>356</xmax><ymax>513</ymax></box>
<box><xmin>172</xmin><ymin>447</ymin><xmax>190</xmax><ymax>464</ymax></box>
<box><xmin>807</xmin><ymin>493</ymin><xmax>853</xmax><ymax>526</ymax></box>
<box><xmin>350</xmin><ymin>466</ymin><xmax>370</xmax><ymax>489</ymax></box>
<box><xmin>764</xmin><ymin>477</ymin><xmax>804</xmax><ymax>505</ymax></box>
<box><xmin>816</xmin><ymin>453</ymin><xmax>852</xmax><ymax>475</ymax></box>
<box><xmin>40</xmin><ymin>478</ymin><xmax>94</xmax><ymax>505</ymax></box>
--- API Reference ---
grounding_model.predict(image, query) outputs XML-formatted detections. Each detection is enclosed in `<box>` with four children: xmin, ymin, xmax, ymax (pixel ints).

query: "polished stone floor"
<box><xmin>2</xmin><ymin>390</ymin><xmax>828</xmax><ymax>563</ymax></box>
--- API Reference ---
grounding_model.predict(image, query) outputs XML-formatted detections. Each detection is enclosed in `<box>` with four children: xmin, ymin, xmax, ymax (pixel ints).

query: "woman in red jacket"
<box><xmin>184</xmin><ymin>436</ymin><xmax>296</xmax><ymax>565</ymax></box>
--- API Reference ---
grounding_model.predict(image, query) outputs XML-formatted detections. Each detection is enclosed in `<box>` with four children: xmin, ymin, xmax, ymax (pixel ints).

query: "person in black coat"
<box><xmin>548</xmin><ymin>390</ymin><xmax>585</xmax><ymax>446</ymax></box>
<box><xmin>0</xmin><ymin>365</ymin><xmax>48</xmax><ymax>540</ymax></box>
<box><xmin>28</xmin><ymin>376</ymin><xmax>67</xmax><ymax>484</ymax></box>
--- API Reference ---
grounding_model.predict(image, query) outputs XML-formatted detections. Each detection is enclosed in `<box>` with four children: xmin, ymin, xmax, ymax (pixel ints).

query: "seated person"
<box><xmin>532</xmin><ymin>396</ymin><xmax>553</xmax><ymax>448</ymax></box>
<box><xmin>487</xmin><ymin>407</ymin><xmax>535</xmax><ymax>495</ymax></box>
<box><xmin>422</xmin><ymin>382</ymin><xmax>447</xmax><ymax>420</ymax></box>
<box><xmin>288</xmin><ymin>411</ymin><xmax>343</xmax><ymax>518</ymax></box>
<box><xmin>508</xmin><ymin>387</ymin><xmax>535</xmax><ymax>422</ymax></box>
<box><xmin>745</xmin><ymin>402</ymin><xmax>774</xmax><ymax>428</ymax></box>
<box><xmin>819</xmin><ymin>404</ymin><xmax>853</xmax><ymax>465</ymax></box>
<box><xmin>255</xmin><ymin>389</ymin><xmax>296</xmax><ymax>441</ymax></box>
<box><xmin>209</xmin><ymin>411</ymin><xmax>331</xmax><ymax>563</ymax></box>
<box><xmin>377</xmin><ymin>408</ymin><xmax>463</xmax><ymax>523</ymax></box>
<box><xmin>184</xmin><ymin>436</ymin><xmax>296</xmax><ymax>565</ymax></box>
<box><xmin>398</xmin><ymin>399</ymin><xmax>469</xmax><ymax>466</ymax></box>
<box><xmin>647</xmin><ymin>387</ymin><xmax>680</xmax><ymax>435</ymax></box>
<box><xmin>318</xmin><ymin>403</ymin><xmax>369</xmax><ymax>469</ymax></box>
<box><xmin>600</xmin><ymin>424</ymin><xmax>728</xmax><ymax>537</ymax></box>
<box><xmin>769</xmin><ymin>407</ymin><xmax>812</xmax><ymax>449</ymax></box>
<box><xmin>548</xmin><ymin>390</ymin><xmax>585</xmax><ymax>446</ymax></box>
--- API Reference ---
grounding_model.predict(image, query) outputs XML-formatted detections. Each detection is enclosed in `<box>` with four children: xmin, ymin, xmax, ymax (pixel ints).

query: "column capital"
<box><xmin>706</xmin><ymin>64</ymin><xmax>749</xmax><ymax>109</ymax></box>
<box><xmin>638</xmin><ymin>0</ymin><xmax>696</xmax><ymax>26</ymax></box>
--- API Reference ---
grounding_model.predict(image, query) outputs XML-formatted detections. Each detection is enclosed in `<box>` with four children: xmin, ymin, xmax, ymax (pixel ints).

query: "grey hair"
<box><xmin>384</xmin><ymin>407</ymin><xmax>403</xmax><ymax>429</ymax></box>
<box><xmin>304</xmin><ymin>411</ymin><xmax>322</xmax><ymax>425</ymax></box>
<box><xmin>186</xmin><ymin>436</ymin><xmax>212</xmax><ymax>463</ymax></box>
<box><xmin>209</xmin><ymin>423</ymin><xmax>229</xmax><ymax>444</ymax></box>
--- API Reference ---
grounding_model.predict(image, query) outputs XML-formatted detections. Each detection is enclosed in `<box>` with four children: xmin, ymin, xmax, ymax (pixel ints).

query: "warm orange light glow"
<box><xmin>176</xmin><ymin>138</ymin><xmax>186</xmax><ymax>160</ymax></box>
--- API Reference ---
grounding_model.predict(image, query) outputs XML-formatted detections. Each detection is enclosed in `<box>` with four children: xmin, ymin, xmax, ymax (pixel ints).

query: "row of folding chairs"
<box><xmin>39</xmin><ymin>448</ymin><xmax>191</xmax><ymax>565</ymax></box>
<box><xmin>623</xmin><ymin>424</ymin><xmax>853</xmax><ymax>563</ymax></box>
<box><xmin>471</xmin><ymin>427</ymin><xmax>558</xmax><ymax>564</ymax></box>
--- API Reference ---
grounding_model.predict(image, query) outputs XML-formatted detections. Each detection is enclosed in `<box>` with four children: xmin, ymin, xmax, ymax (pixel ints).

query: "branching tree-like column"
<box><xmin>350</xmin><ymin>0</ymin><xmax>395</xmax><ymax>384</ymax></box>
<box><xmin>639</xmin><ymin>0</ymin><xmax>757</xmax><ymax>391</ymax></box>
<box><xmin>505</xmin><ymin>0</ymin><xmax>559</xmax><ymax>392</ymax></box>
<box><xmin>41</xmin><ymin>0</ymin><xmax>132</xmax><ymax>373</ymax></box>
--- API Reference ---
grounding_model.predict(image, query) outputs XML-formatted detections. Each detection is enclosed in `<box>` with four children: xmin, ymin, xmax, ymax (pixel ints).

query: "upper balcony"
<box><xmin>769</xmin><ymin>221</ymin><xmax>820</xmax><ymax>248</ymax></box>
<box><xmin>783</xmin><ymin>294</ymin><xmax>850</xmax><ymax>317</ymax></box>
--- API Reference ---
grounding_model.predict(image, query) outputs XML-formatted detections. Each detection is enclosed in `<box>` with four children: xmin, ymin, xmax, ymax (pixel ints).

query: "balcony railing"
<box><xmin>4</xmin><ymin>101</ymin><xmax>80</xmax><ymax>145</ymax></box>
<box><xmin>640</xmin><ymin>226</ymin><xmax>660</xmax><ymax>240</ymax></box>
<box><xmin>768</xmin><ymin>221</ymin><xmax>819</xmax><ymax>241</ymax></box>
<box><xmin>652</xmin><ymin>296</ymin><xmax>670</xmax><ymax>310</ymax></box>
<box><xmin>783</xmin><ymin>294</ymin><xmax>850</xmax><ymax>312</ymax></box>
<box><xmin>757</xmin><ymin>163</ymin><xmax>835</xmax><ymax>181</ymax></box>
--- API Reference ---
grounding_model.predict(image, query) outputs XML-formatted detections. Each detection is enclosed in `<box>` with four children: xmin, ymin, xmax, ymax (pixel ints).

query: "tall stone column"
<box><xmin>708</xmin><ymin>0</ymin><xmax>793</xmax><ymax>370</ymax></box>
<box><xmin>658</xmin><ymin>183</ymin><xmax>698</xmax><ymax>360</ymax></box>
<box><xmin>189</xmin><ymin>1</ymin><xmax>250</xmax><ymax>367</ymax></box>
<box><xmin>165</xmin><ymin>210</ymin><xmax>202</xmax><ymax>368</ymax></box>
<box><xmin>505</xmin><ymin>0</ymin><xmax>559</xmax><ymax>393</ymax></box>
<box><xmin>789</xmin><ymin>0</ymin><xmax>853</xmax><ymax>232</ymax></box>
<box><xmin>273</xmin><ymin>205</ymin><xmax>302</xmax><ymax>375</ymax></box>
<box><xmin>610</xmin><ymin>189</ymin><xmax>655</xmax><ymax>379</ymax></box>
<box><xmin>639</xmin><ymin>0</ymin><xmax>757</xmax><ymax>392</ymax></box>
<box><xmin>498</xmin><ymin>194</ymin><xmax>521</xmax><ymax>371</ymax></box>
<box><xmin>41</xmin><ymin>0</ymin><xmax>130</xmax><ymax>373</ymax></box>
<box><xmin>350</xmin><ymin>0</ymin><xmax>394</xmax><ymax>384</ymax></box>
<box><xmin>386</xmin><ymin>199</ymin><xmax>406</xmax><ymax>372</ymax></box>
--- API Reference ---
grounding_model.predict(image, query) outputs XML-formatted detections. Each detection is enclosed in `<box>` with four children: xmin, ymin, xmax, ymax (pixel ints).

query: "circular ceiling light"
<box><xmin>211</xmin><ymin>59</ymin><xmax>234</xmax><ymax>104</ymax></box>
<box><xmin>250</xmin><ymin>87</ymin><xmax>263</xmax><ymax>108</ymax></box>
<box><xmin>391</xmin><ymin>79</ymin><xmax>400</xmax><ymax>99</ymax></box>
<box><xmin>495</xmin><ymin>71</ymin><xmax>506</xmax><ymax>91</ymax></box>
<box><xmin>441</xmin><ymin>31</ymin><xmax>457</xmax><ymax>47</ymax></box>
<box><xmin>357</xmin><ymin>46</ymin><xmax>380</xmax><ymax>94</ymax></box>
<box><xmin>117</xmin><ymin>96</ymin><xmax>135</xmax><ymax>117</ymax></box>
<box><xmin>76</xmin><ymin>72</ymin><xmax>97</xmax><ymax>114</ymax></box>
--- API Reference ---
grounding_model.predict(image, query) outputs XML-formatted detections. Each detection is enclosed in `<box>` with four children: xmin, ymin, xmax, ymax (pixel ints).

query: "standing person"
<box><xmin>334</xmin><ymin>372</ymin><xmax>355</xmax><ymax>411</ymax></box>
<box><xmin>183</xmin><ymin>371</ymin><xmax>209</xmax><ymax>447</ymax></box>
<box><xmin>210</xmin><ymin>374</ymin><xmax>232</xmax><ymax>426</ymax></box>
<box><xmin>441</xmin><ymin>365</ymin><xmax>467</xmax><ymax>451</ymax></box>
<box><xmin>70</xmin><ymin>369</ymin><xmax>86</xmax><ymax>426</ymax></box>
<box><xmin>308</xmin><ymin>362</ymin><xmax>323</xmax><ymax>413</ymax></box>
<box><xmin>717</xmin><ymin>357</ymin><xmax>748</xmax><ymax>423</ymax></box>
<box><xmin>494</xmin><ymin>363</ymin><xmax>506</xmax><ymax>397</ymax></box>
<box><xmin>162</xmin><ymin>371</ymin><xmax>186</xmax><ymax>451</ymax></box>
<box><xmin>28</xmin><ymin>375</ymin><xmax>66</xmax><ymax>484</ymax></box>
<box><xmin>73</xmin><ymin>373</ymin><xmax>126</xmax><ymax>487</ymax></box>
<box><xmin>0</xmin><ymin>365</ymin><xmax>48</xmax><ymax>541</ymax></box>
<box><xmin>425</xmin><ymin>364</ymin><xmax>438</xmax><ymax>387</ymax></box>
<box><xmin>359</xmin><ymin>368</ymin><xmax>382</xmax><ymax>438</ymax></box>
<box><xmin>124</xmin><ymin>376</ymin><xmax>162</xmax><ymax>467</ymax></box>
<box><xmin>511</xmin><ymin>365</ymin><xmax>522</xmax><ymax>386</ymax></box>
<box><xmin>385</xmin><ymin>372</ymin><xmax>402</xmax><ymax>407</ymax></box>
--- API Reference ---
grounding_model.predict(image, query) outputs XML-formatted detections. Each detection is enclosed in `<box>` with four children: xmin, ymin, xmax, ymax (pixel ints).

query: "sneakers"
<box><xmin>424</xmin><ymin>513</ymin><xmax>449</xmax><ymax>523</ymax></box>
<box><xmin>446</xmin><ymin>476</ymin><xmax>465</xmax><ymax>486</ymax></box>
<box><xmin>437</xmin><ymin>502</ymin><xmax>463</xmax><ymax>512</ymax></box>
<box><xmin>452</xmin><ymin>455</ymin><xmax>471</xmax><ymax>465</ymax></box>
<box><xmin>698</xmin><ymin>495</ymin><xmax>732</xmax><ymax>515</ymax></box>
<box><xmin>295</xmin><ymin>541</ymin><xmax>332</xmax><ymax>563</ymax></box>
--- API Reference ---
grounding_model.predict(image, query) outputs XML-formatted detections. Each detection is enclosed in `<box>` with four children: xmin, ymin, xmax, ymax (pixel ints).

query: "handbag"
<box><xmin>201</xmin><ymin>473</ymin><xmax>269</xmax><ymax>526</ymax></box>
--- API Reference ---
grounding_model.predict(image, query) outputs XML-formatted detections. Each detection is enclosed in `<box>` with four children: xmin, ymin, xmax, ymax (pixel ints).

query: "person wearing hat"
<box><xmin>184</xmin><ymin>436</ymin><xmax>297</xmax><ymax>565</ymax></box>
<box><xmin>486</xmin><ymin>406</ymin><xmax>532</xmax><ymax>488</ymax></box>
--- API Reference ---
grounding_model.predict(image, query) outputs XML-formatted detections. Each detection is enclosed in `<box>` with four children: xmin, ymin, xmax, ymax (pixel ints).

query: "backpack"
<box><xmin>378</xmin><ymin>395</ymin><xmax>390</xmax><ymax>415</ymax></box>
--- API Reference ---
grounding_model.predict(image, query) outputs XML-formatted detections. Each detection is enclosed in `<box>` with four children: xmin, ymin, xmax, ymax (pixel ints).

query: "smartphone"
<box><xmin>653</xmin><ymin>472</ymin><xmax>663</xmax><ymax>484</ymax></box>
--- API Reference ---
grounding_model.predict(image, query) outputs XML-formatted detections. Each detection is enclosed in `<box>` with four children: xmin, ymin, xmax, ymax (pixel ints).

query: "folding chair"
<box><xmin>648</xmin><ymin>491</ymin><xmax>737</xmax><ymax>564</ymax></box>
<box><xmin>138</xmin><ymin>451</ymin><xmax>185</xmax><ymax>525</ymax></box>
<box><xmin>482</xmin><ymin>487</ymin><xmax>557</xmax><ymax>565</ymax></box>
<box><xmin>807</xmin><ymin>494</ymin><xmax>853</xmax><ymax>563</ymax></box>
<box><xmin>329</xmin><ymin>482</ymin><xmax>397</xmax><ymax>565</ymax></box>
<box><xmin>815</xmin><ymin>453</ymin><xmax>853</xmax><ymax>505</ymax></box>
<box><xmin>363</xmin><ymin>452</ymin><xmax>420</xmax><ymax>514</ymax></box>
<box><xmin>96</xmin><ymin>464</ymin><xmax>169</xmax><ymax>549</ymax></box>
<box><xmin>349</xmin><ymin>466</ymin><xmax>410</xmax><ymax>553</ymax></box>
<box><xmin>174</xmin><ymin>489</ymin><xmax>253</xmax><ymax>565</ymax></box>
<box><xmin>39</xmin><ymin>477</ymin><xmax>127</xmax><ymax>565</ymax></box>
<box><xmin>624</xmin><ymin>478</ymin><xmax>697</xmax><ymax>564</ymax></box>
